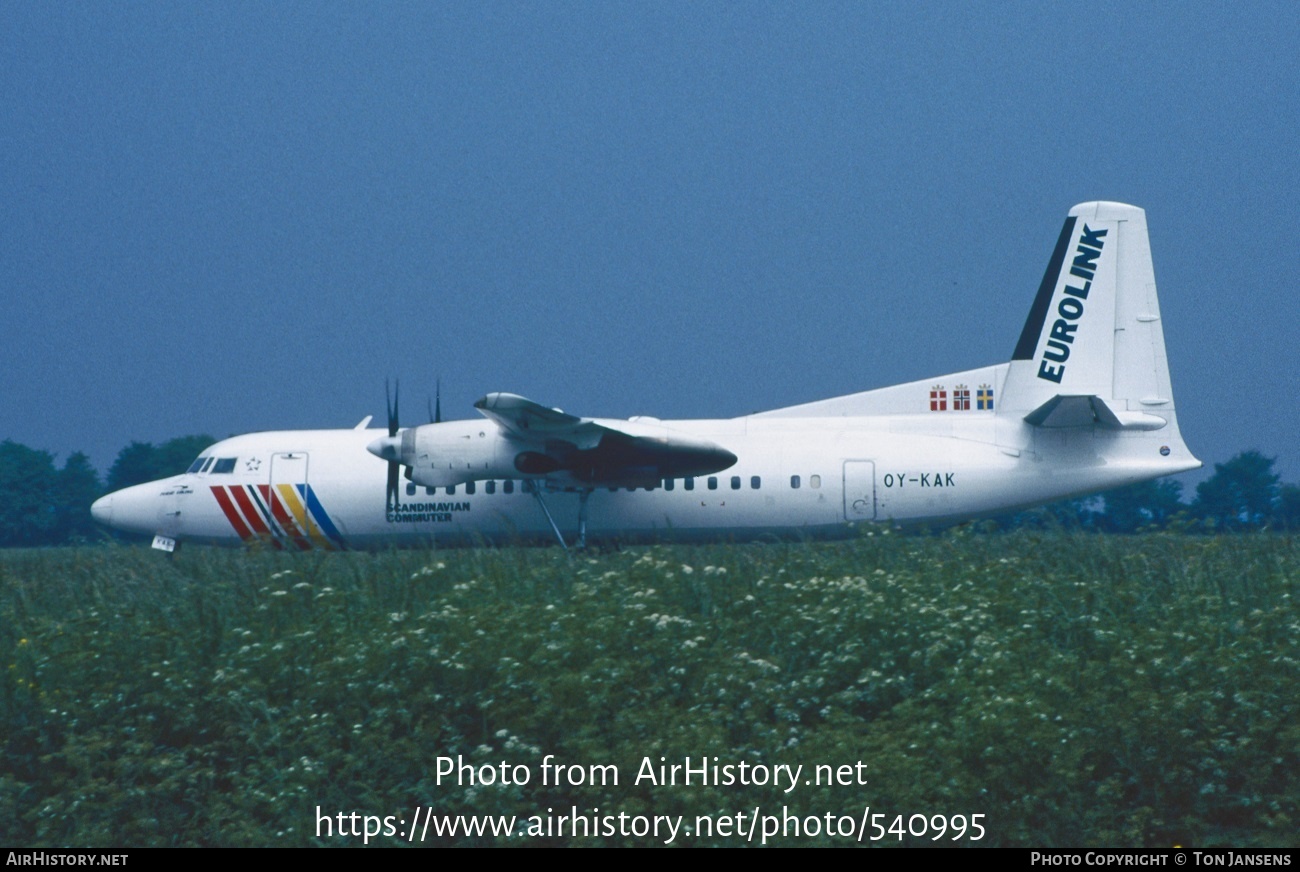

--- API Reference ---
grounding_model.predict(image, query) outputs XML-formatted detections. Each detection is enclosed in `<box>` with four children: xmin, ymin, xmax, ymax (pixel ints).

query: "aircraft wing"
<box><xmin>475</xmin><ymin>393</ymin><xmax>605</xmax><ymax>447</ymax></box>
<box><xmin>475</xmin><ymin>392</ymin><xmax>737</xmax><ymax>486</ymax></box>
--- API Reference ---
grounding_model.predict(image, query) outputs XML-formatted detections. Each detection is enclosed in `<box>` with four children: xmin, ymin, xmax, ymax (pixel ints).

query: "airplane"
<box><xmin>90</xmin><ymin>201</ymin><xmax>1200</xmax><ymax>552</ymax></box>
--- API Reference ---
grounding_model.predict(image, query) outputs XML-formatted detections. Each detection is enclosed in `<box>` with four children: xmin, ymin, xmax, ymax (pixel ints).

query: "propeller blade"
<box><xmin>386</xmin><ymin>378</ymin><xmax>400</xmax><ymax>437</ymax></box>
<box><xmin>387</xmin><ymin>459</ymin><xmax>399</xmax><ymax>510</ymax></box>
<box><xmin>435</xmin><ymin>377</ymin><xmax>442</xmax><ymax>424</ymax></box>
<box><xmin>383</xmin><ymin>378</ymin><xmax>401</xmax><ymax>509</ymax></box>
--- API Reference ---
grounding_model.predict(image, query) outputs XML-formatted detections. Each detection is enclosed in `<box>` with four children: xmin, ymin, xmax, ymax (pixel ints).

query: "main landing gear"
<box><xmin>526</xmin><ymin>482</ymin><xmax>593</xmax><ymax>551</ymax></box>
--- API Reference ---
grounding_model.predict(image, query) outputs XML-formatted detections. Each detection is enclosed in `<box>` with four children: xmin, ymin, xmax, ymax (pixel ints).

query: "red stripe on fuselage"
<box><xmin>229</xmin><ymin>484</ymin><xmax>281</xmax><ymax>548</ymax></box>
<box><xmin>210</xmin><ymin>486</ymin><xmax>253</xmax><ymax>541</ymax></box>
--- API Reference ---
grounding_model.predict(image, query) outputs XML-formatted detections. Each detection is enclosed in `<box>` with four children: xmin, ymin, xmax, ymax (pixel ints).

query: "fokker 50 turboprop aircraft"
<box><xmin>92</xmin><ymin>202</ymin><xmax>1199</xmax><ymax>552</ymax></box>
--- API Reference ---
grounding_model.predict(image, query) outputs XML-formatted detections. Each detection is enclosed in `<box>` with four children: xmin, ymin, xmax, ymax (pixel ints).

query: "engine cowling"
<box><xmin>410</xmin><ymin>421</ymin><xmax>523</xmax><ymax>488</ymax></box>
<box><xmin>367</xmin><ymin>421</ymin><xmax>521</xmax><ymax>488</ymax></box>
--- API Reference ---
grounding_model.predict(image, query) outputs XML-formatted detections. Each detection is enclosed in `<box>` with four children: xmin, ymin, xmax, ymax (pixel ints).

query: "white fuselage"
<box><xmin>92</xmin><ymin>408</ymin><xmax>1196</xmax><ymax>550</ymax></box>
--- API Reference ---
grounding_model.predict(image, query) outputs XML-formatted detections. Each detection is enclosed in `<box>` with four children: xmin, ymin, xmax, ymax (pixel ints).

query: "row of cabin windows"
<box><xmin>658</xmin><ymin>474</ymin><xmax>821</xmax><ymax>492</ymax></box>
<box><xmin>188</xmin><ymin>457</ymin><xmax>826</xmax><ymax>496</ymax></box>
<box><xmin>406</xmin><ymin>479</ymin><xmax>508</xmax><ymax>497</ymax></box>
<box><xmin>405</xmin><ymin>474</ymin><xmax>822</xmax><ymax>497</ymax></box>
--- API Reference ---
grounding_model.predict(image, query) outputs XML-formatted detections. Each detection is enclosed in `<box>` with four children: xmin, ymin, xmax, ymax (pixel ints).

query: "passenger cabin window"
<box><xmin>407</xmin><ymin>483</ymin><xmax>416</xmax><ymax>496</ymax></box>
<box><xmin>486</xmin><ymin>480</ymin><xmax>496</xmax><ymax>494</ymax></box>
<box><xmin>466</xmin><ymin>482</ymin><xmax>476</xmax><ymax>495</ymax></box>
<box><xmin>211</xmin><ymin>458</ymin><xmax>237</xmax><ymax>474</ymax></box>
<box><xmin>503</xmin><ymin>480</ymin><xmax>514</xmax><ymax>494</ymax></box>
<box><xmin>684</xmin><ymin>477</ymin><xmax>695</xmax><ymax>491</ymax></box>
<box><xmin>730</xmin><ymin>476</ymin><xmax>741</xmax><ymax>490</ymax></box>
<box><xmin>663</xmin><ymin>479</ymin><xmax>674</xmax><ymax>491</ymax></box>
<box><xmin>707</xmin><ymin>477</ymin><xmax>718</xmax><ymax>490</ymax></box>
<box><xmin>790</xmin><ymin>475</ymin><xmax>801</xmax><ymax>489</ymax></box>
<box><xmin>810</xmin><ymin>474</ymin><xmax>821</xmax><ymax>489</ymax></box>
<box><xmin>751</xmin><ymin>476</ymin><xmax>761</xmax><ymax>489</ymax></box>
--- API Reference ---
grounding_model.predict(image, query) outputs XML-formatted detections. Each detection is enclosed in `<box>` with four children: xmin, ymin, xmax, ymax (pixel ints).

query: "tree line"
<box><xmin>0</xmin><ymin>437</ymin><xmax>1297</xmax><ymax>547</ymax></box>
<box><xmin>0</xmin><ymin>436</ymin><xmax>212</xmax><ymax>547</ymax></box>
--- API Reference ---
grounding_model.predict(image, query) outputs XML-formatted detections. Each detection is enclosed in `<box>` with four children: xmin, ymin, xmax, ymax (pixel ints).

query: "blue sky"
<box><xmin>3</xmin><ymin>2</ymin><xmax>1298</xmax><ymax>490</ymax></box>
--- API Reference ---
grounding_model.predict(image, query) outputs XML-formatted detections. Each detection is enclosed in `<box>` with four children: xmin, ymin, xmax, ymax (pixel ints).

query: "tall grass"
<box><xmin>2</xmin><ymin>531</ymin><xmax>1296</xmax><ymax>846</ymax></box>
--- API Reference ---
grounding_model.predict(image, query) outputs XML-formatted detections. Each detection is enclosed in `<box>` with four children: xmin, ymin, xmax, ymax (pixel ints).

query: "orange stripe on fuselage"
<box><xmin>275</xmin><ymin>483</ymin><xmax>334</xmax><ymax>550</ymax></box>
<box><xmin>257</xmin><ymin>484</ymin><xmax>312</xmax><ymax>551</ymax></box>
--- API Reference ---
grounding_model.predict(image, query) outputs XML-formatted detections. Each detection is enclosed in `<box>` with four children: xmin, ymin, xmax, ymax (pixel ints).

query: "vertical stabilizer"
<box><xmin>999</xmin><ymin>202</ymin><xmax>1197</xmax><ymax>475</ymax></box>
<box><xmin>998</xmin><ymin>201</ymin><xmax>1133</xmax><ymax>413</ymax></box>
<box><xmin>1002</xmin><ymin>202</ymin><xmax>1172</xmax><ymax>415</ymax></box>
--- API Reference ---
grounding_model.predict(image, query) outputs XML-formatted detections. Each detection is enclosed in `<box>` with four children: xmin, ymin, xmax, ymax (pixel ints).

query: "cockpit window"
<box><xmin>211</xmin><ymin>458</ymin><xmax>237</xmax><ymax>474</ymax></box>
<box><xmin>186</xmin><ymin>457</ymin><xmax>207</xmax><ymax>474</ymax></box>
<box><xmin>201</xmin><ymin>457</ymin><xmax>214</xmax><ymax>473</ymax></box>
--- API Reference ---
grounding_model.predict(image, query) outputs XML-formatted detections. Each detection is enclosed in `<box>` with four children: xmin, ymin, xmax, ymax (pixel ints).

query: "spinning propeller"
<box><xmin>368</xmin><ymin>378</ymin><xmax>444</xmax><ymax>510</ymax></box>
<box><xmin>384</xmin><ymin>379</ymin><xmax>400</xmax><ymax>509</ymax></box>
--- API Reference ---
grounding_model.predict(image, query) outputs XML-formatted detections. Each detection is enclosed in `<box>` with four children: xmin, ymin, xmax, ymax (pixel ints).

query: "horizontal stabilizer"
<box><xmin>1024</xmin><ymin>395</ymin><xmax>1166</xmax><ymax>430</ymax></box>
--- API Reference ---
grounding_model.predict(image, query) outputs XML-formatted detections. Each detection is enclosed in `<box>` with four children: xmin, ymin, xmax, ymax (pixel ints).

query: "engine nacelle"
<box><xmin>401</xmin><ymin>421</ymin><xmax>521</xmax><ymax>488</ymax></box>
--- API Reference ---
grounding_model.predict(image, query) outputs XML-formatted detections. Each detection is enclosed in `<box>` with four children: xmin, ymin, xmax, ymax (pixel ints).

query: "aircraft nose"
<box><xmin>91</xmin><ymin>494</ymin><xmax>113</xmax><ymax>526</ymax></box>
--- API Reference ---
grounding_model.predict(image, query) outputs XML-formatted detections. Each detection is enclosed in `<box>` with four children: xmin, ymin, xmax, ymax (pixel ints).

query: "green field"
<box><xmin>2</xmin><ymin>531</ymin><xmax>1296</xmax><ymax>847</ymax></box>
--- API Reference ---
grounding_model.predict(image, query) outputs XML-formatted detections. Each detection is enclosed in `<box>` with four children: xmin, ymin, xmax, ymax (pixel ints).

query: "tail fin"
<box><xmin>753</xmin><ymin>199</ymin><xmax>1199</xmax><ymax>478</ymax></box>
<box><xmin>1003</xmin><ymin>202</ymin><xmax>1175</xmax><ymax>422</ymax></box>
<box><xmin>999</xmin><ymin>201</ymin><xmax>1199</xmax><ymax>474</ymax></box>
